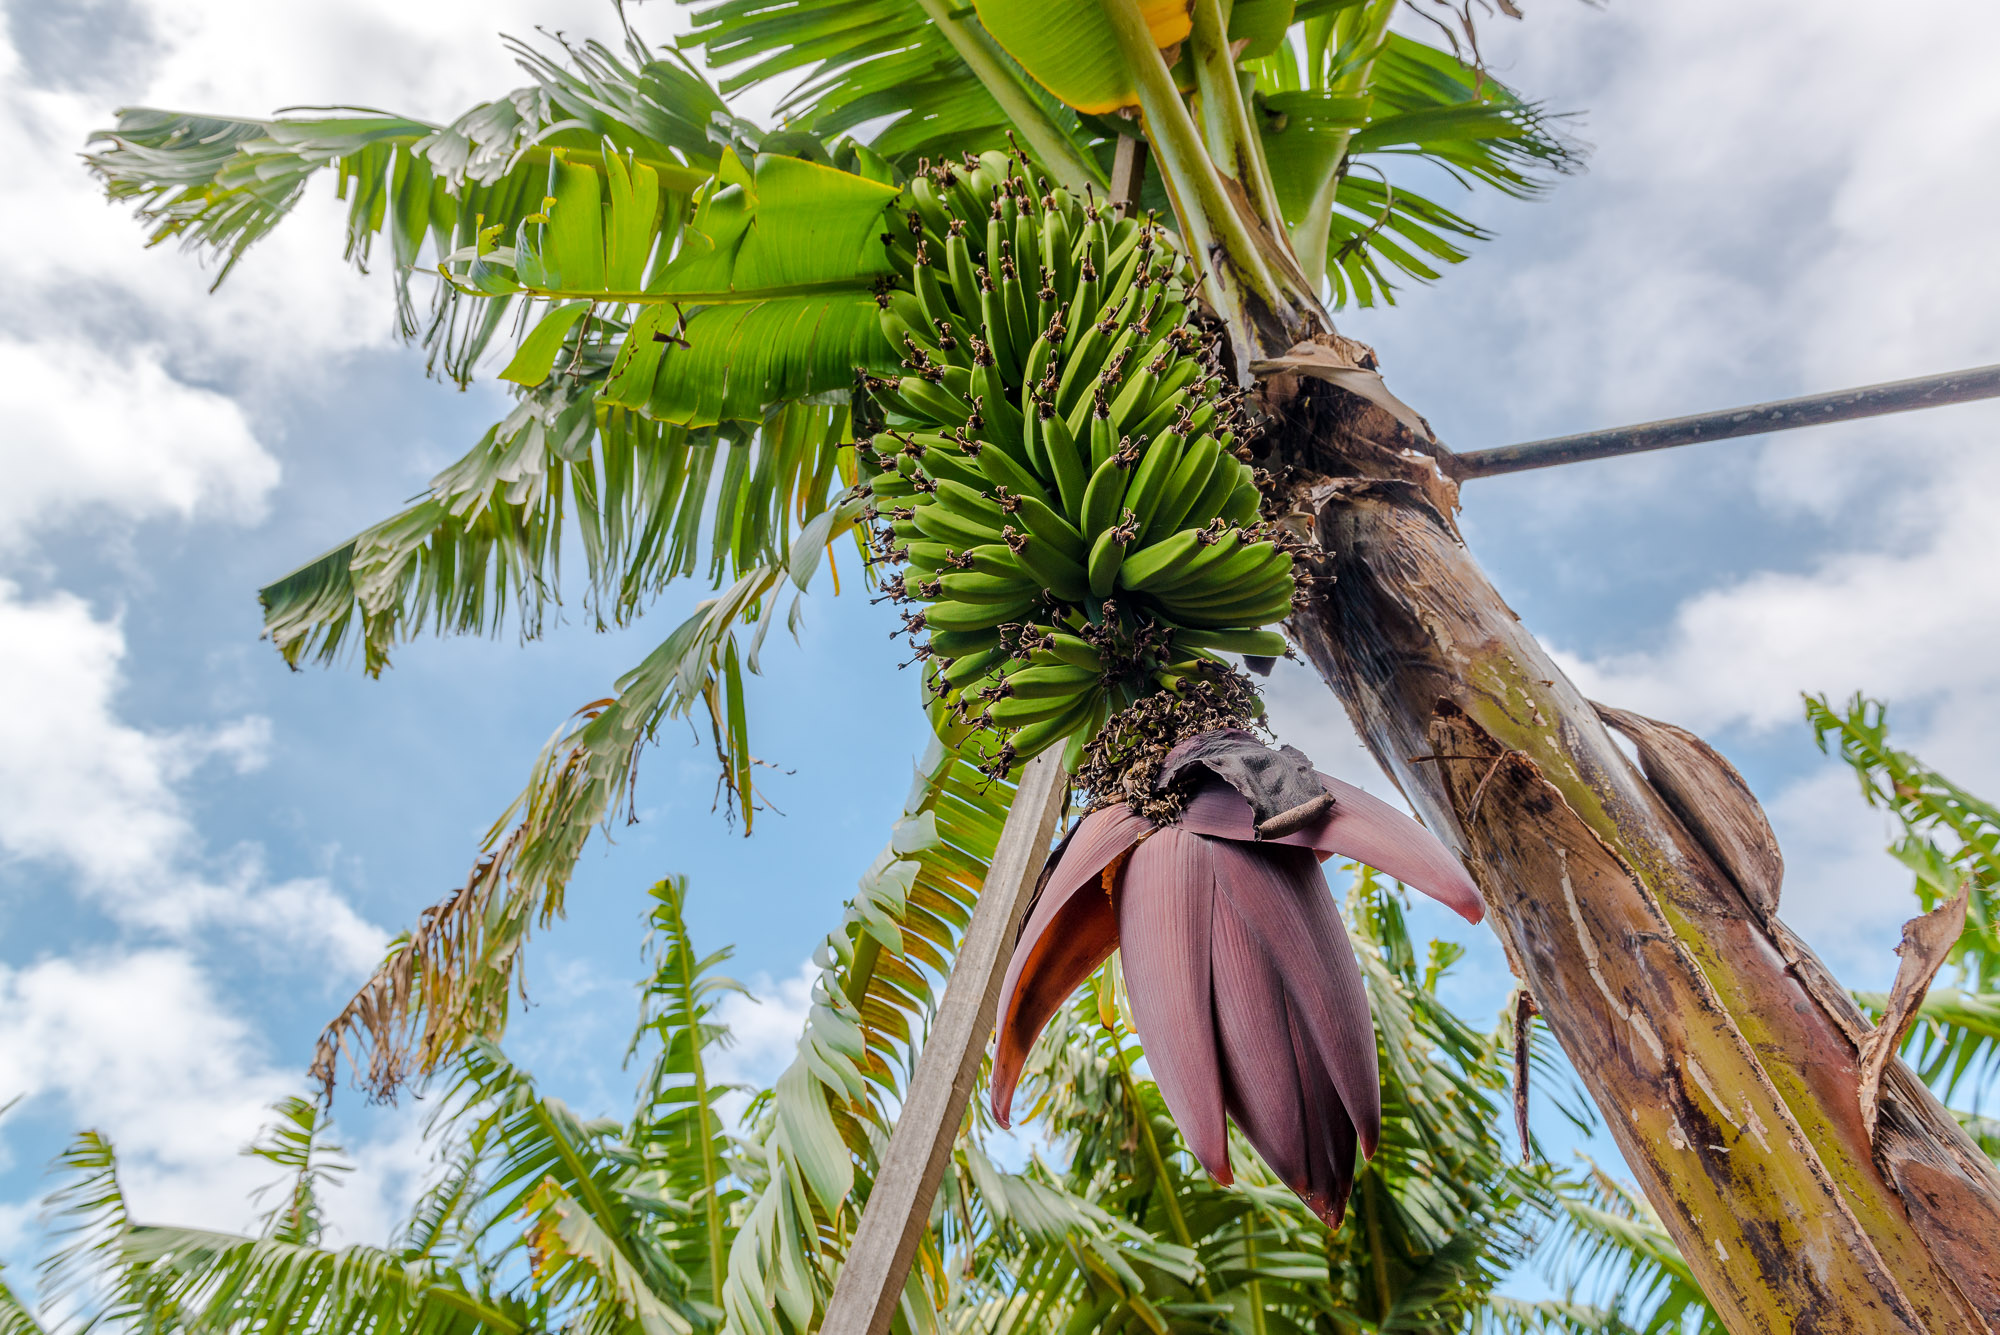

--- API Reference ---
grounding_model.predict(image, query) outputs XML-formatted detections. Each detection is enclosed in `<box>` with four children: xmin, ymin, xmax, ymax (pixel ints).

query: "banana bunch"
<box><xmin>860</xmin><ymin>150</ymin><xmax>1294</xmax><ymax>770</ymax></box>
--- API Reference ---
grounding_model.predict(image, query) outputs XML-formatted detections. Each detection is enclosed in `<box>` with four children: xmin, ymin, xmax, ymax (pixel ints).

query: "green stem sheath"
<box><xmin>1187</xmin><ymin>0</ymin><xmax>1287</xmax><ymax>235</ymax></box>
<box><xmin>913</xmin><ymin>0</ymin><xmax>1106</xmax><ymax>195</ymax></box>
<box><xmin>1292</xmin><ymin>0</ymin><xmax>1396</xmax><ymax>288</ymax></box>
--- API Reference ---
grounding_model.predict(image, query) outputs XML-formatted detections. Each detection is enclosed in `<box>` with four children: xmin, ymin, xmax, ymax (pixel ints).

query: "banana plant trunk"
<box><xmin>1252</xmin><ymin>335</ymin><xmax>2000</xmax><ymax>1331</ymax></box>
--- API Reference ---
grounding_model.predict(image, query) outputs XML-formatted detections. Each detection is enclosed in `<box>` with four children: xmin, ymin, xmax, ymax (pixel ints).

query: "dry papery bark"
<box><xmin>1250</xmin><ymin>339</ymin><xmax>2000</xmax><ymax>1332</ymax></box>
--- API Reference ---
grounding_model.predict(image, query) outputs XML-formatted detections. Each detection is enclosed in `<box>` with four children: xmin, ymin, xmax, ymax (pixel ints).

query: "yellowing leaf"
<box><xmin>973</xmin><ymin>0</ymin><xmax>1191</xmax><ymax>114</ymax></box>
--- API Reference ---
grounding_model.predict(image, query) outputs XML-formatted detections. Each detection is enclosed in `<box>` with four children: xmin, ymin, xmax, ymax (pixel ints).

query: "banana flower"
<box><xmin>991</xmin><ymin>730</ymin><xmax>1482</xmax><ymax>1226</ymax></box>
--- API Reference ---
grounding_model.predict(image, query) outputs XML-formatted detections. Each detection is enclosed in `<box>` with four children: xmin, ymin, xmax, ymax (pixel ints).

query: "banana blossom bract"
<box><xmin>992</xmin><ymin>730</ymin><xmax>1482</xmax><ymax>1225</ymax></box>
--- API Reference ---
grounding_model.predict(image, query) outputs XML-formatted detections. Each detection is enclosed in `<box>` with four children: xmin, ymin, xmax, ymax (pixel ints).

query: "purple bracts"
<box><xmin>992</xmin><ymin>734</ymin><xmax>1483</xmax><ymax>1228</ymax></box>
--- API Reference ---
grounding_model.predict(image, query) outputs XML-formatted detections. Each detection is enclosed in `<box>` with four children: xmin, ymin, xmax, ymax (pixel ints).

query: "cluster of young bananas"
<box><xmin>859</xmin><ymin>150</ymin><xmax>1295</xmax><ymax>770</ymax></box>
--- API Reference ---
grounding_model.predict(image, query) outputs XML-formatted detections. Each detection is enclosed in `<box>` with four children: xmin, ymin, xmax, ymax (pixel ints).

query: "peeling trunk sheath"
<box><xmin>1446</xmin><ymin>363</ymin><xmax>2000</xmax><ymax>479</ymax></box>
<box><xmin>1283</xmin><ymin>474</ymin><xmax>2000</xmax><ymax>1333</ymax></box>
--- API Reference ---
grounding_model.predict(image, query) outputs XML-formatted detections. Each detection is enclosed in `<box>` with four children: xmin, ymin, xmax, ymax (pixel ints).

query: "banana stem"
<box><xmin>912</xmin><ymin>0</ymin><xmax>1106</xmax><ymax>195</ymax></box>
<box><xmin>1104</xmin><ymin>0</ymin><xmax>1320</xmax><ymax>359</ymax></box>
<box><xmin>1243</xmin><ymin>1216</ymin><xmax>1269</xmax><ymax>1335</ymax></box>
<box><xmin>1187</xmin><ymin>0</ymin><xmax>1287</xmax><ymax>236</ymax></box>
<box><xmin>1292</xmin><ymin>0</ymin><xmax>1397</xmax><ymax>289</ymax></box>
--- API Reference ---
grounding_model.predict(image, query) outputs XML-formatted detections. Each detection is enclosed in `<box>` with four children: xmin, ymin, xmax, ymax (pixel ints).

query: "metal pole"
<box><xmin>1445</xmin><ymin>363</ymin><xmax>2000</xmax><ymax>480</ymax></box>
<box><xmin>817</xmin><ymin>750</ymin><xmax>1069</xmax><ymax>1335</ymax></box>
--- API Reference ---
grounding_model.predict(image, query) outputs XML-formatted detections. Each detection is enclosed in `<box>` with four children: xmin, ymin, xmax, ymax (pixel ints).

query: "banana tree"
<box><xmin>82</xmin><ymin>3</ymin><xmax>2000</xmax><ymax>1332</ymax></box>
<box><xmin>693</xmin><ymin>3</ymin><xmax>2000</xmax><ymax>1329</ymax></box>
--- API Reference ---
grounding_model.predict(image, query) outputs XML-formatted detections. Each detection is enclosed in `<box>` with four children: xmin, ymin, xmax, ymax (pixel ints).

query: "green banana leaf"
<box><xmin>971</xmin><ymin>0</ymin><xmax>1188</xmax><ymax>115</ymax></box>
<box><xmin>677</xmin><ymin>0</ymin><xmax>1103</xmax><ymax>186</ymax></box>
<box><xmin>465</xmin><ymin>147</ymin><xmax>903</xmax><ymax>426</ymax></box>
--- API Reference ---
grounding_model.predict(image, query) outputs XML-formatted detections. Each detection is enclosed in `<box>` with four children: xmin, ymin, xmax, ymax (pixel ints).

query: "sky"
<box><xmin>1</xmin><ymin>0</ymin><xmax>1997</xmax><ymax>1296</ymax></box>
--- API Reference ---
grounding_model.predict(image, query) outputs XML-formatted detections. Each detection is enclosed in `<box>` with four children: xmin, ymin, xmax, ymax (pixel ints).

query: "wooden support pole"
<box><xmin>818</xmin><ymin>750</ymin><xmax>1070</xmax><ymax>1335</ymax></box>
<box><xmin>1110</xmin><ymin>135</ymin><xmax>1148</xmax><ymax>217</ymax></box>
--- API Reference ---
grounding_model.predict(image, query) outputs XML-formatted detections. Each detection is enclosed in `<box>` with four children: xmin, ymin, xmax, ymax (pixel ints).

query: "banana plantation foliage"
<box><xmin>7</xmin><ymin>875</ymin><xmax>1695</xmax><ymax>1335</ymax></box>
<box><xmin>11</xmin><ymin>707</ymin><xmax>1996</xmax><ymax>1335</ymax></box>
<box><xmin>56</xmin><ymin>0</ymin><xmax>2000</xmax><ymax>1331</ymax></box>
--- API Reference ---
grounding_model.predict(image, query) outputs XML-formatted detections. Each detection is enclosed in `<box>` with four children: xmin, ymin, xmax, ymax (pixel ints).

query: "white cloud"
<box><xmin>0</xmin><ymin>339</ymin><xmax>278</xmax><ymax>547</ymax></box>
<box><xmin>0</xmin><ymin>946</ymin><xmax>431</xmax><ymax>1256</ymax></box>
<box><xmin>709</xmin><ymin>959</ymin><xmax>817</xmax><ymax>1120</ymax></box>
<box><xmin>0</xmin><ymin>949</ymin><xmax>293</xmax><ymax>1232</ymax></box>
<box><xmin>0</xmin><ymin>0</ymin><xmax>729</xmax><ymax>388</ymax></box>
<box><xmin>1371</xmin><ymin>1</ymin><xmax>2000</xmax><ymax>482</ymax></box>
<box><xmin>1555</xmin><ymin>451</ymin><xmax>2000</xmax><ymax>737</ymax></box>
<box><xmin>0</xmin><ymin>583</ymin><xmax>190</xmax><ymax>881</ymax></box>
<box><xmin>0</xmin><ymin>581</ymin><xmax>385</xmax><ymax>971</ymax></box>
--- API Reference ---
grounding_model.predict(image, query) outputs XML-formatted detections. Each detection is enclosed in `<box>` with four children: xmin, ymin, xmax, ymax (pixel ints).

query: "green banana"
<box><xmin>895</xmin><ymin>375</ymin><xmax>975</xmax><ymax>423</ymax></box>
<box><xmin>909</xmin><ymin>177</ymin><xmax>952</xmax><ymax>241</ymax></box>
<box><xmin>1059</xmin><ymin>693</ymin><xmax>1114</xmax><ymax>771</ymax></box>
<box><xmin>903</xmin><ymin>541</ymin><xmax>956</xmax><ymax>572</ymax></box>
<box><xmin>942</xmin><ymin>645</ymin><xmax>1009</xmax><ymax>686</ymax></box>
<box><xmin>1008</xmin><ymin>692</ymin><xmax>1099</xmax><ymax>759</ymax></box>
<box><xmin>974</xmin><ymin>360</ymin><xmax>1023</xmax><ymax>440</ymax></box>
<box><xmin>1162</xmin><ymin>574</ymin><xmax>1297</xmax><ymax>615</ymax></box>
<box><xmin>1013</xmin><ymin>211</ymin><xmax>1041</xmax><ymax>299</ymax></box>
<box><xmin>1120</xmin><ymin>429</ymin><xmax>1183</xmax><ymax>536</ymax></box>
<box><xmin>928</xmin><ymin>627</ymin><xmax>1001</xmax><ymax>657</ymax></box>
<box><xmin>1171</xmin><ymin>627</ymin><xmax>1289</xmax><ymax>656</ymax></box>
<box><xmin>1042</xmin><ymin>209</ymin><xmax>1073</xmax><ymax>311</ymax></box>
<box><xmin>938</xmin><ymin>570</ymin><xmax>1038</xmax><ymax>603</ymax></box>
<box><xmin>965</xmin><ymin>544</ymin><xmax>1025</xmax><ymax>579</ymax></box>
<box><xmin>1061</xmin><ymin>265</ymin><xmax>1098</xmax><ymax>359</ymax></box>
<box><xmin>1009</xmin><ymin>491</ymin><xmax>1089</xmax><ymax>563</ymax></box>
<box><xmin>912</xmin><ymin>258</ymin><xmax>953</xmax><ymax>329</ymax></box>
<box><xmin>924</xmin><ymin>594</ymin><xmax>1038</xmax><ymax>633</ymax></box>
<box><xmin>1079</xmin><ymin>455</ymin><xmax>1126</xmax><ymax>539</ymax></box>
<box><xmin>1179</xmin><ymin>450</ymin><xmax>1243</xmax><ymax>531</ymax></box>
<box><xmin>986</xmin><ymin>689</ymin><xmax>1089</xmax><ymax>728</ymax></box>
<box><xmin>1040</xmin><ymin>411</ymin><xmax>1090</xmax><ymax>521</ymax></box>
<box><xmin>945</xmin><ymin>229</ymin><xmax>982</xmax><ymax>327</ymax></box>
<box><xmin>1158</xmin><ymin>573</ymin><xmax>1297</xmax><ymax>616</ymax></box>
<box><xmin>934</xmin><ymin>477</ymin><xmax>1005</xmax><ymax>525</ymax></box>
<box><xmin>1009</xmin><ymin>532</ymin><xmax>1090</xmax><ymax>603</ymax></box>
<box><xmin>1169</xmin><ymin>540</ymin><xmax>1289</xmax><ymax>595</ymax></box>
<box><xmin>876</xmin><ymin>158</ymin><xmax>1276</xmax><ymax>764</ymax></box>
<box><xmin>940</xmin><ymin>364</ymin><xmax>975</xmax><ymax>403</ymax></box>
<box><xmin>1116</xmin><ymin>528</ymin><xmax>1205</xmax><ymax>591</ymax></box>
<box><xmin>913</xmin><ymin>503</ymin><xmax>1003</xmax><ymax>549</ymax></box>
<box><xmin>1001</xmin><ymin>258</ymin><xmax>1034</xmax><ymax>367</ymax></box>
<box><xmin>1221</xmin><ymin>480</ymin><xmax>1262</xmax><ymax>525</ymax></box>
<box><xmin>1133</xmin><ymin>529</ymin><xmax>1242</xmax><ymax>594</ymax></box>
<box><xmin>1055</xmin><ymin>316</ymin><xmax>1111</xmax><ymax>413</ymax></box>
<box><xmin>1021</xmin><ymin>333</ymin><xmax>1056</xmax><ymax>398</ymax></box>
<box><xmin>1107</xmin><ymin>355</ymin><xmax>1158</xmax><ymax>429</ymax></box>
<box><xmin>1129</xmin><ymin>389</ymin><xmax>1189</xmax><ymax>444</ymax></box>
<box><xmin>1143</xmin><ymin>434</ymin><xmax>1221</xmax><ymax>543</ymax></box>
<box><xmin>975</xmin><ymin>446</ymin><xmax>1056</xmax><ymax>510</ymax></box>
<box><xmin>1164</xmin><ymin>597</ymin><xmax>1296</xmax><ymax>630</ymax></box>
<box><xmin>979</xmin><ymin>284</ymin><xmax>1017</xmax><ymax>384</ymax></box>
<box><xmin>1088</xmin><ymin>407</ymin><xmax>1119</xmax><ymax>473</ymax></box>
<box><xmin>1044</xmin><ymin>633</ymin><xmax>1103</xmax><ymax>670</ymax></box>
<box><xmin>1001</xmin><ymin>663</ymin><xmax>1101</xmax><ymax>698</ymax></box>
<box><xmin>1157</xmin><ymin>547</ymin><xmax>1291</xmax><ymax>601</ymax></box>
<box><xmin>913</xmin><ymin>444</ymin><xmax>986</xmax><ymax>492</ymax></box>
<box><xmin>1086</xmin><ymin>526</ymin><xmax>1126</xmax><ymax>599</ymax></box>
